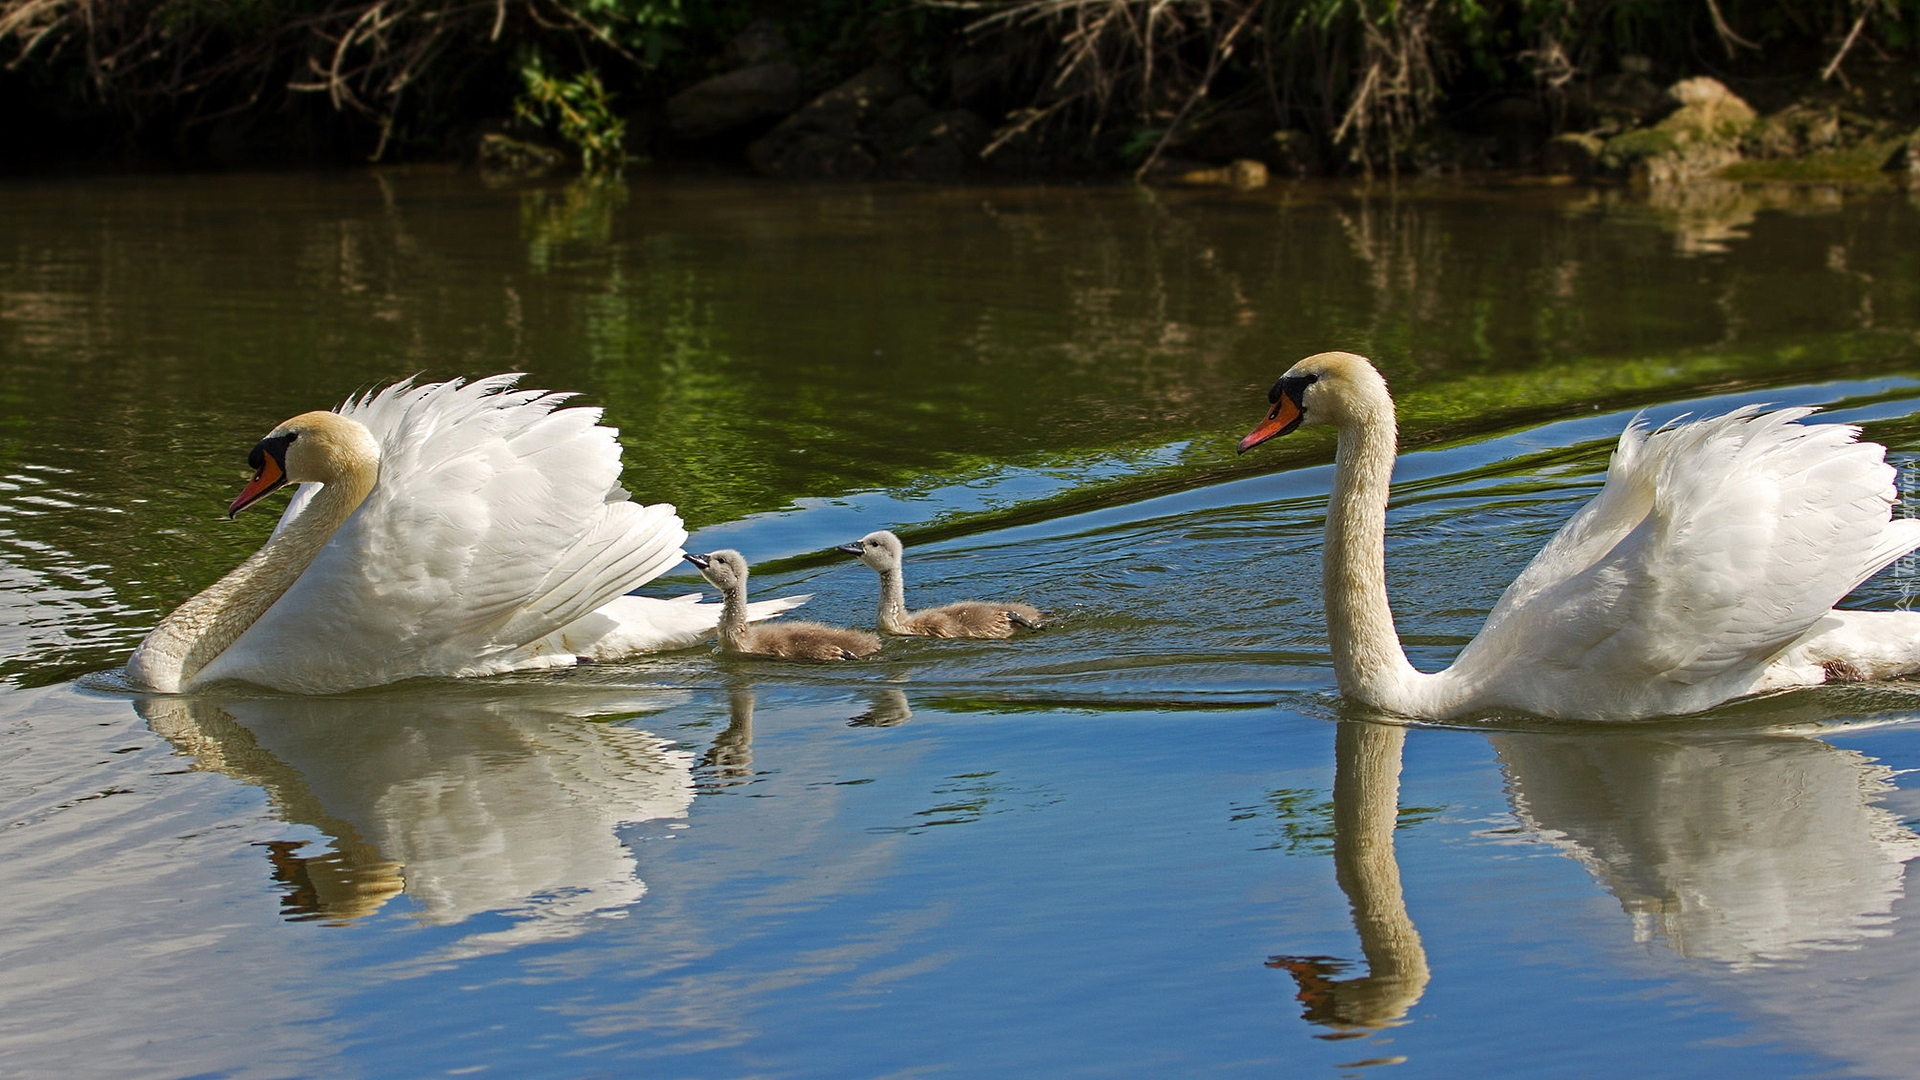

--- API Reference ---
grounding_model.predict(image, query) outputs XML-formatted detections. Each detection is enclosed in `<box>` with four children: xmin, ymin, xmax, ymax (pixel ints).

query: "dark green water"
<box><xmin>5</xmin><ymin>169</ymin><xmax>1920</xmax><ymax>1078</ymax></box>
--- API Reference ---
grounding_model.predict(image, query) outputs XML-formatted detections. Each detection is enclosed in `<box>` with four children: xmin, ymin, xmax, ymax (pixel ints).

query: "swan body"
<box><xmin>687</xmin><ymin>550</ymin><xmax>881</xmax><ymax>661</ymax></box>
<box><xmin>838</xmin><ymin>530</ymin><xmax>1043</xmax><ymax>638</ymax></box>
<box><xmin>1238</xmin><ymin>352</ymin><xmax>1920</xmax><ymax>721</ymax></box>
<box><xmin>126</xmin><ymin>375</ymin><xmax>803</xmax><ymax>694</ymax></box>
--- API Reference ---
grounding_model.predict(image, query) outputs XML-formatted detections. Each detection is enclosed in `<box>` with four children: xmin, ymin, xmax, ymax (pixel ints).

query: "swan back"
<box><xmin>1454</xmin><ymin>406</ymin><xmax>1920</xmax><ymax>716</ymax></box>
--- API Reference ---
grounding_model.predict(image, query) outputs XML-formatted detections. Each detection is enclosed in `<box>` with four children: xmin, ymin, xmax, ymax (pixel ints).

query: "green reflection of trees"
<box><xmin>4</xmin><ymin>174</ymin><xmax>1920</xmax><ymax>687</ymax></box>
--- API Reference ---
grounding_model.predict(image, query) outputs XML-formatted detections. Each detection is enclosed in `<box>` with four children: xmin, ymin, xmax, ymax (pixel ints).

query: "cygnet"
<box><xmin>838</xmin><ymin>530</ymin><xmax>1043</xmax><ymax>639</ymax></box>
<box><xmin>686</xmin><ymin>550</ymin><xmax>882</xmax><ymax>661</ymax></box>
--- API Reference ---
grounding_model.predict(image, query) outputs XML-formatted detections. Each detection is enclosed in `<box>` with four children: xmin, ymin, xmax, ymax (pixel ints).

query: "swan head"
<box><xmin>228</xmin><ymin>410</ymin><xmax>380</xmax><ymax>518</ymax></box>
<box><xmin>685</xmin><ymin>549</ymin><xmax>749</xmax><ymax>593</ymax></box>
<box><xmin>837</xmin><ymin>530</ymin><xmax>903</xmax><ymax>573</ymax></box>
<box><xmin>1237</xmin><ymin>351</ymin><xmax>1388</xmax><ymax>453</ymax></box>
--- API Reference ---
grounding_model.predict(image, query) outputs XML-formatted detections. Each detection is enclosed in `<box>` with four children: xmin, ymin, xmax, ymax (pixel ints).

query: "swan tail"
<box><xmin>546</xmin><ymin>591</ymin><xmax>811</xmax><ymax>660</ymax></box>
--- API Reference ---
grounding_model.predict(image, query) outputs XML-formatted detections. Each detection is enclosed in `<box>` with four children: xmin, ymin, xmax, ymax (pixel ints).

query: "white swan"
<box><xmin>126</xmin><ymin>375</ymin><xmax>803</xmax><ymax>694</ymax></box>
<box><xmin>1237</xmin><ymin>352</ymin><xmax>1920</xmax><ymax>721</ymax></box>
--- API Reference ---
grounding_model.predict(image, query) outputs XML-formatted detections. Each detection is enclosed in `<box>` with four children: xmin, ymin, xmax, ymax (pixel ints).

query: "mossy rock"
<box><xmin>1603</xmin><ymin>127</ymin><xmax>1678</xmax><ymax>161</ymax></box>
<box><xmin>1600</xmin><ymin>77</ymin><xmax>1757</xmax><ymax>183</ymax></box>
<box><xmin>1721</xmin><ymin>137</ymin><xmax>1909</xmax><ymax>182</ymax></box>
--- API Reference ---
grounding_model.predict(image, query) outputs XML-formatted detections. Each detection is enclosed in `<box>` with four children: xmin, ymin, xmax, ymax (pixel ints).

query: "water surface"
<box><xmin>4</xmin><ymin>170</ymin><xmax>1920</xmax><ymax>1078</ymax></box>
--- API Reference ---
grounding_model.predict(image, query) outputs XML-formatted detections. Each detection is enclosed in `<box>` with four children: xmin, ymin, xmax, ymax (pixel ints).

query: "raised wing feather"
<box><xmin>204</xmin><ymin>376</ymin><xmax>688</xmax><ymax>692</ymax></box>
<box><xmin>1454</xmin><ymin>408</ymin><xmax>1920</xmax><ymax>713</ymax></box>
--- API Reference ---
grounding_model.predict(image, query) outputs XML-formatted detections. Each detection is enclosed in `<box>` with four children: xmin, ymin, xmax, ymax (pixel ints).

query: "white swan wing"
<box><xmin>1458</xmin><ymin>408</ymin><xmax>1920</xmax><ymax>713</ymax></box>
<box><xmin>198</xmin><ymin>376</ymin><xmax>688</xmax><ymax>692</ymax></box>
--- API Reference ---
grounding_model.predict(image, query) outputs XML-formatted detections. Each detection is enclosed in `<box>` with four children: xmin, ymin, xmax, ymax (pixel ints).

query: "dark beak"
<box><xmin>836</xmin><ymin>542</ymin><xmax>864</xmax><ymax>556</ymax></box>
<box><xmin>684</xmin><ymin>552</ymin><xmax>711</xmax><ymax>570</ymax></box>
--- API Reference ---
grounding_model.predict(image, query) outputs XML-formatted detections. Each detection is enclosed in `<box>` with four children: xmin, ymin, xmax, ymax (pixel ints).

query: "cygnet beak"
<box><xmin>683</xmin><ymin>552</ymin><xmax>711</xmax><ymax>570</ymax></box>
<box><xmin>836</xmin><ymin>541</ymin><xmax>864</xmax><ymax>556</ymax></box>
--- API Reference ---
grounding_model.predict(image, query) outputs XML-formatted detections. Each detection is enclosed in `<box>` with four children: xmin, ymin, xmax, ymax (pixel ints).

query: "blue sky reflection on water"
<box><xmin>4</xmin><ymin>173</ymin><xmax>1920</xmax><ymax>1078</ymax></box>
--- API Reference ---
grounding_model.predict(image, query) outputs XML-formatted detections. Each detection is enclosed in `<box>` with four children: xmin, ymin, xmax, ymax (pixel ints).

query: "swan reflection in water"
<box><xmin>1492</xmin><ymin>715</ymin><xmax>1920</xmax><ymax>967</ymax></box>
<box><xmin>137</xmin><ymin>686</ymin><xmax>695</xmax><ymax>955</ymax></box>
<box><xmin>1269</xmin><ymin>721</ymin><xmax>1430</xmax><ymax>1035</ymax></box>
<box><xmin>1278</xmin><ymin>709</ymin><xmax>1920</xmax><ymax>1041</ymax></box>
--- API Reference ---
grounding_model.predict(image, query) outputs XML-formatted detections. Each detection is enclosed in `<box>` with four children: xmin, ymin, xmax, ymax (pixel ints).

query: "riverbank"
<box><xmin>3</xmin><ymin>1</ymin><xmax>1918</xmax><ymax>187</ymax></box>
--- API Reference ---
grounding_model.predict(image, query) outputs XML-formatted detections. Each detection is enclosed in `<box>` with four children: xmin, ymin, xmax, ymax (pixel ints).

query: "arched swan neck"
<box><xmin>1325</xmin><ymin>410</ymin><xmax>1423</xmax><ymax>708</ymax></box>
<box><xmin>127</xmin><ymin>435</ymin><xmax>378</xmax><ymax>693</ymax></box>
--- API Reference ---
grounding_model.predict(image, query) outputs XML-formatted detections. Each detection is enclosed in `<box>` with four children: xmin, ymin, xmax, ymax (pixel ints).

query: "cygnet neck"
<box><xmin>715</xmin><ymin>574</ymin><xmax>756</xmax><ymax>652</ymax></box>
<box><xmin>873</xmin><ymin>564</ymin><xmax>910</xmax><ymax>633</ymax></box>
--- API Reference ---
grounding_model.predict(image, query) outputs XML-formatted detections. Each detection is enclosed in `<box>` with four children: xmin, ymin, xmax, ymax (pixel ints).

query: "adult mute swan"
<box><xmin>838</xmin><ymin>530</ymin><xmax>1043</xmax><ymax>638</ymax></box>
<box><xmin>126</xmin><ymin>375</ymin><xmax>802</xmax><ymax>694</ymax></box>
<box><xmin>686</xmin><ymin>550</ymin><xmax>881</xmax><ymax>661</ymax></box>
<box><xmin>1237</xmin><ymin>351</ymin><xmax>1920</xmax><ymax>721</ymax></box>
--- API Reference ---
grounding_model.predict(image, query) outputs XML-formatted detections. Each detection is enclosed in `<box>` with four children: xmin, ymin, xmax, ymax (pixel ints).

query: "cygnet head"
<box><xmin>837</xmin><ymin>530</ymin><xmax>904</xmax><ymax>573</ymax></box>
<box><xmin>1237</xmin><ymin>351</ymin><xmax>1389</xmax><ymax>453</ymax></box>
<box><xmin>685</xmin><ymin>549</ymin><xmax>750</xmax><ymax>593</ymax></box>
<box><xmin>228</xmin><ymin>410</ymin><xmax>380</xmax><ymax>517</ymax></box>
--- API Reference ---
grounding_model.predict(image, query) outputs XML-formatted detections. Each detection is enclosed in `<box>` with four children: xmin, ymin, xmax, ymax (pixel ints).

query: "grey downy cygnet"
<box><xmin>838</xmin><ymin>530</ymin><xmax>1043</xmax><ymax>639</ymax></box>
<box><xmin>686</xmin><ymin>550</ymin><xmax>882</xmax><ymax>661</ymax></box>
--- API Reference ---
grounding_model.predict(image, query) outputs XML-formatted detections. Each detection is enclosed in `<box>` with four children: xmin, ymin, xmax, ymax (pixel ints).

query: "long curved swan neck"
<box><xmin>1325</xmin><ymin>399</ymin><xmax>1424</xmax><ymax>708</ymax></box>
<box><xmin>874</xmin><ymin>566</ymin><xmax>910</xmax><ymax>633</ymax></box>
<box><xmin>128</xmin><ymin>417</ymin><xmax>379</xmax><ymax>692</ymax></box>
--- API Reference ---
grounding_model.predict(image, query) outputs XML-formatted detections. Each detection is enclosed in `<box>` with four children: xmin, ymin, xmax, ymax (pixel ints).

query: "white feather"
<box><xmin>171</xmin><ymin>376</ymin><xmax>801</xmax><ymax>692</ymax></box>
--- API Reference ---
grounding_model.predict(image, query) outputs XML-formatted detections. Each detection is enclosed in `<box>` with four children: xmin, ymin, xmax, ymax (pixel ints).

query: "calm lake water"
<box><xmin>5</xmin><ymin>168</ymin><xmax>1920</xmax><ymax>1078</ymax></box>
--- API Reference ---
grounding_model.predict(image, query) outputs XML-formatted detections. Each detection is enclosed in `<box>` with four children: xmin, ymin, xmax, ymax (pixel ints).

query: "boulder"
<box><xmin>666</xmin><ymin>62</ymin><xmax>802</xmax><ymax>141</ymax></box>
<box><xmin>1743</xmin><ymin>103</ymin><xmax>1844</xmax><ymax>159</ymax></box>
<box><xmin>1602</xmin><ymin>76</ymin><xmax>1756</xmax><ymax>183</ymax></box>
<box><xmin>888</xmin><ymin>110</ymin><xmax>992</xmax><ymax>182</ymax></box>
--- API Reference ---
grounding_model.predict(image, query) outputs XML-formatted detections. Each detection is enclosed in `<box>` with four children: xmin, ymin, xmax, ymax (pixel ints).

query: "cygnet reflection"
<box><xmin>1492</xmin><ymin>724</ymin><xmax>1920</xmax><ymax>967</ymax></box>
<box><xmin>850</xmin><ymin>688</ymin><xmax>913</xmax><ymax>728</ymax></box>
<box><xmin>138</xmin><ymin>686</ymin><xmax>693</xmax><ymax>955</ymax></box>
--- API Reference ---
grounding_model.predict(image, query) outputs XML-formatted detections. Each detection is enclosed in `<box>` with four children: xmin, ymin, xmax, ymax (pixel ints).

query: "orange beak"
<box><xmin>1237</xmin><ymin>395</ymin><xmax>1303</xmax><ymax>454</ymax></box>
<box><xmin>228</xmin><ymin>452</ymin><xmax>286</xmax><ymax>518</ymax></box>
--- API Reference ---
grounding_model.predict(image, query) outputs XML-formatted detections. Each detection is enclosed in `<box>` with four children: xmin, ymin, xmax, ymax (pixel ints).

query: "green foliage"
<box><xmin>514</xmin><ymin>57</ymin><xmax>627</xmax><ymax>173</ymax></box>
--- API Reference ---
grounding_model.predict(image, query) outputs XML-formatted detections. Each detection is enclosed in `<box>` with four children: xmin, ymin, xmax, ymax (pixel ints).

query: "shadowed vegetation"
<box><xmin>1</xmin><ymin>0</ymin><xmax>1916</xmax><ymax>170</ymax></box>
